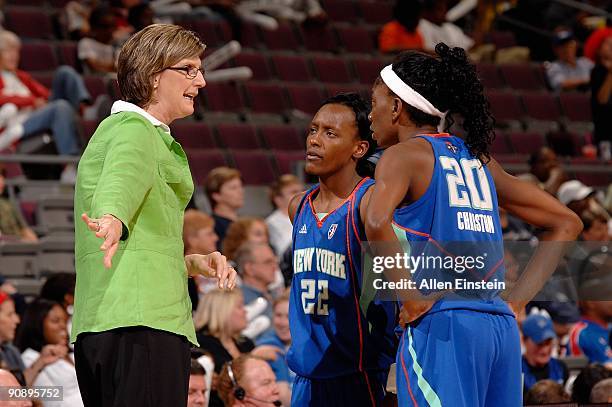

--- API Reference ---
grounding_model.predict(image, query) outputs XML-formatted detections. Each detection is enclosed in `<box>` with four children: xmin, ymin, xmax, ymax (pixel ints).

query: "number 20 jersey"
<box><xmin>287</xmin><ymin>178</ymin><xmax>398</xmax><ymax>379</ymax></box>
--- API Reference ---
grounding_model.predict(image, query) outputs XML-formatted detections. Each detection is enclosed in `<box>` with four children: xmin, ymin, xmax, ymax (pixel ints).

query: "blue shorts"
<box><xmin>292</xmin><ymin>370</ymin><xmax>388</xmax><ymax>407</ymax></box>
<box><xmin>396</xmin><ymin>309</ymin><xmax>522</xmax><ymax>407</ymax></box>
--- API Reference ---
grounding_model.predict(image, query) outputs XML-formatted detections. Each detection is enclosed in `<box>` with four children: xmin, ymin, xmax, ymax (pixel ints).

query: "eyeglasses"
<box><xmin>165</xmin><ymin>65</ymin><xmax>205</xmax><ymax>79</ymax></box>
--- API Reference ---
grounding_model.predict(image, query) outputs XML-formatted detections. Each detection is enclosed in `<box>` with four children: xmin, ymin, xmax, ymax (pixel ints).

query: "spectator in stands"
<box><xmin>39</xmin><ymin>273</ymin><xmax>76</xmax><ymax>343</ymax></box>
<box><xmin>235</xmin><ymin>0</ymin><xmax>327</xmax><ymax>31</ymax></box>
<box><xmin>256</xmin><ymin>289</ymin><xmax>293</xmax><ymax>407</ymax></box>
<box><xmin>590</xmin><ymin>32</ymin><xmax>612</xmax><ymax>150</ymax></box>
<box><xmin>205</xmin><ymin>167</ymin><xmax>244</xmax><ymax>248</ymax></box>
<box><xmin>546</xmin><ymin>29</ymin><xmax>594</xmax><ymax>92</ymax></box>
<box><xmin>193</xmin><ymin>289</ymin><xmax>279</xmax><ymax>407</ymax></box>
<box><xmin>217</xmin><ymin>354</ymin><xmax>281</xmax><ymax>407</ymax></box>
<box><xmin>188</xmin><ymin>358</ymin><xmax>208</xmax><ymax>407</ymax></box>
<box><xmin>0</xmin><ymin>31</ymin><xmax>88</xmax><ymax>181</ymax></box>
<box><xmin>545</xmin><ymin>302</ymin><xmax>581</xmax><ymax>357</ymax></box>
<box><xmin>0</xmin><ymin>369</ymin><xmax>32</xmax><ymax>407</ymax></box>
<box><xmin>557</xmin><ymin>180</ymin><xmax>610</xmax><ymax>221</ymax></box>
<box><xmin>222</xmin><ymin>217</ymin><xmax>269</xmax><ymax>261</ymax></box>
<box><xmin>266</xmin><ymin>174</ymin><xmax>304</xmax><ymax>256</ymax></box>
<box><xmin>234</xmin><ymin>242</ymin><xmax>279</xmax><ymax>340</ymax></box>
<box><xmin>572</xmin><ymin>363</ymin><xmax>612</xmax><ymax>403</ymax></box>
<box><xmin>184</xmin><ymin>209</ymin><xmax>221</xmax><ymax>304</ymax></box>
<box><xmin>521</xmin><ymin>314</ymin><xmax>569</xmax><ymax>393</ymax></box>
<box><xmin>63</xmin><ymin>1</ymin><xmax>97</xmax><ymax>40</ymax></box>
<box><xmin>127</xmin><ymin>3</ymin><xmax>155</xmax><ymax>32</ymax></box>
<box><xmin>417</xmin><ymin>0</ymin><xmax>475</xmax><ymax>52</ymax></box>
<box><xmin>524</xmin><ymin>379</ymin><xmax>571</xmax><ymax>405</ymax></box>
<box><xmin>591</xmin><ymin>377</ymin><xmax>612</xmax><ymax>403</ymax></box>
<box><xmin>0</xmin><ymin>166</ymin><xmax>37</xmax><ymax>242</ymax></box>
<box><xmin>520</xmin><ymin>147</ymin><xmax>568</xmax><ymax>196</ymax></box>
<box><xmin>580</xmin><ymin>210</ymin><xmax>610</xmax><ymax>242</ymax></box>
<box><xmin>15</xmin><ymin>299</ymin><xmax>82</xmax><ymax>406</ymax></box>
<box><xmin>379</xmin><ymin>0</ymin><xmax>425</xmax><ymax>53</ymax></box>
<box><xmin>568</xmin><ymin>296</ymin><xmax>612</xmax><ymax>365</ymax></box>
<box><xmin>78</xmin><ymin>6</ymin><xmax>119</xmax><ymax>74</ymax></box>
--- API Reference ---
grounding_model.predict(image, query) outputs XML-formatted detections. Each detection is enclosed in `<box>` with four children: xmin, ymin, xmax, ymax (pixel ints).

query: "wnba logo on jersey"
<box><xmin>328</xmin><ymin>224</ymin><xmax>338</xmax><ymax>239</ymax></box>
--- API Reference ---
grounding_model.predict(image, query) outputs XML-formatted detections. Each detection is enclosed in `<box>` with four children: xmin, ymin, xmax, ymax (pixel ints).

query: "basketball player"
<box><xmin>287</xmin><ymin>93</ymin><xmax>398</xmax><ymax>406</ymax></box>
<box><xmin>365</xmin><ymin>43</ymin><xmax>583</xmax><ymax>406</ymax></box>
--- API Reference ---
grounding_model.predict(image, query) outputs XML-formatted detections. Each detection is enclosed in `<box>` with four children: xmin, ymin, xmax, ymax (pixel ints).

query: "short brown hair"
<box><xmin>183</xmin><ymin>209</ymin><xmax>214</xmax><ymax>240</ymax></box>
<box><xmin>524</xmin><ymin>380</ymin><xmax>570</xmax><ymax>405</ymax></box>
<box><xmin>221</xmin><ymin>217</ymin><xmax>268</xmax><ymax>261</ymax></box>
<box><xmin>117</xmin><ymin>24</ymin><xmax>205</xmax><ymax>108</ymax></box>
<box><xmin>204</xmin><ymin>167</ymin><xmax>241</xmax><ymax>208</ymax></box>
<box><xmin>269</xmin><ymin>174</ymin><xmax>301</xmax><ymax>208</ymax></box>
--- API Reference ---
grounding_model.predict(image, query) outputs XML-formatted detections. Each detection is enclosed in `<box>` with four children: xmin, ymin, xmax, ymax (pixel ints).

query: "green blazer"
<box><xmin>73</xmin><ymin>106</ymin><xmax>197</xmax><ymax>345</ymax></box>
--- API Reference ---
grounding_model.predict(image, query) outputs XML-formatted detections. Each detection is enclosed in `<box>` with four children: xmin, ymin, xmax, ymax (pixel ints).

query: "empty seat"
<box><xmin>0</xmin><ymin>242</ymin><xmax>40</xmax><ymax>278</ymax></box>
<box><xmin>36</xmin><ymin>197</ymin><xmax>74</xmax><ymax>233</ymax></box>
<box><xmin>336</xmin><ymin>26</ymin><xmax>376</xmax><ymax>54</ymax></box>
<box><xmin>39</xmin><ymin>237</ymin><xmax>75</xmax><ymax>274</ymax></box>
<box><xmin>80</xmin><ymin>119</ymin><xmax>99</xmax><ymax>143</ymax></box>
<box><xmin>300</xmin><ymin>24</ymin><xmax>338</xmax><ymax>52</ymax></box>
<box><xmin>260</xmin><ymin>125</ymin><xmax>304</xmax><ymax>150</ymax></box>
<box><xmin>240</xmin><ymin>22</ymin><xmax>261</xmax><ymax>49</ymax></box>
<box><xmin>5</xmin><ymin>8</ymin><xmax>53</xmax><ymax>39</ymax></box>
<box><xmin>273</xmin><ymin>150</ymin><xmax>306</xmax><ymax>175</ymax></box>
<box><xmin>31</xmin><ymin>73</ymin><xmax>53</xmax><ymax>89</ymax></box>
<box><xmin>233</xmin><ymin>52</ymin><xmax>272</xmax><ymax>80</ymax></box>
<box><xmin>476</xmin><ymin>63</ymin><xmax>504</xmax><ymax>89</ymax></box>
<box><xmin>83</xmin><ymin>76</ymin><xmax>108</xmax><ymax>100</ymax></box>
<box><xmin>230</xmin><ymin>151</ymin><xmax>276</xmax><ymax>184</ymax></box>
<box><xmin>487</xmin><ymin>31</ymin><xmax>517</xmax><ymax>49</ymax></box>
<box><xmin>20</xmin><ymin>42</ymin><xmax>58</xmax><ymax>71</ymax></box>
<box><xmin>57</xmin><ymin>42</ymin><xmax>79</xmax><ymax>70</ymax></box>
<box><xmin>547</xmin><ymin>131</ymin><xmax>584</xmax><ymax>156</ymax></box>
<box><xmin>499</xmin><ymin>64</ymin><xmax>546</xmax><ymax>91</ymax></box>
<box><xmin>200</xmin><ymin>82</ymin><xmax>245</xmax><ymax>112</ymax></box>
<box><xmin>490</xmin><ymin>132</ymin><xmax>512</xmax><ymax>155</ymax></box>
<box><xmin>312</xmin><ymin>56</ymin><xmax>353</xmax><ymax>83</ymax></box>
<box><xmin>352</xmin><ymin>58</ymin><xmax>383</xmax><ymax>85</ymax></box>
<box><xmin>216</xmin><ymin>123</ymin><xmax>260</xmax><ymax>149</ymax></box>
<box><xmin>244</xmin><ymin>83</ymin><xmax>287</xmax><ymax>114</ymax></box>
<box><xmin>287</xmin><ymin>84</ymin><xmax>326</xmax><ymax>114</ymax></box>
<box><xmin>261</xmin><ymin>22</ymin><xmax>301</xmax><ymax>50</ymax></box>
<box><xmin>574</xmin><ymin>171</ymin><xmax>612</xmax><ymax>187</ymax></box>
<box><xmin>186</xmin><ymin>149</ymin><xmax>228</xmax><ymax>185</ymax></box>
<box><xmin>506</xmin><ymin>131</ymin><xmax>546</xmax><ymax>154</ymax></box>
<box><xmin>560</xmin><ymin>93</ymin><xmax>592</xmax><ymax>122</ymax></box>
<box><xmin>271</xmin><ymin>55</ymin><xmax>313</xmax><ymax>82</ymax></box>
<box><xmin>188</xmin><ymin>20</ymin><xmax>225</xmax><ymax>47</ymax></box>
<box><xmin>172</xmin><ymin>122</ymin><xmax>216</xmax><ymax>149</ymax></box>
<box><xmin>521</xmin><ymin>92</ymin><xmax>561</xmax><ymax>121</ymax></box>
<box><xmin>321</xmin><ymin>0</ymin><xmax>360</xmax><ymax>22</ymax></box>
<box><xmin>486</xmin><ymin>90</ymin><xmax>524</xmax><ymax>125</ymax></box>
<box><xmin>358</xmin><ymin>1</ymin><xmax>393</xmax><ymax>24</ymax></box>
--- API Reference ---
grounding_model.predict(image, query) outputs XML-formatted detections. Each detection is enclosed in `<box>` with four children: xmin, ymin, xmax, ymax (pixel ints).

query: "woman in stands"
<box><xmin>73</xmin><ymin>24</ymin><xmax>236</xmax><ymax>407</ymax></box>
<box><xmin>366</xmin><ymin>43</ymin><xmax>582</xmax><ymax>406</ymax></box>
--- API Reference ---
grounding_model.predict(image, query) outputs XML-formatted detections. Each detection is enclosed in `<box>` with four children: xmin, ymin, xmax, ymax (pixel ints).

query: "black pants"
<box><xmin>74</xmin><ymin>326</ymin><xmax>190</xmax><ymax>407</ymax></box>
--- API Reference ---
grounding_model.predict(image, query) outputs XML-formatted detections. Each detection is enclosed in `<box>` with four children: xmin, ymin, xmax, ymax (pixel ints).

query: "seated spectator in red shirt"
<box><xmin>379</xmin><ymin>0</ymin><xmax>424</xmax><ymax>53</ymax></box>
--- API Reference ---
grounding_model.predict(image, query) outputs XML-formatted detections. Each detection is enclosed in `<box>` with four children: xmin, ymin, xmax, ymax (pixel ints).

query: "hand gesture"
<box><xmin>82</xmin><ymin>213</ymin><xmax>123</xmax><ymax>268</ymax></box>
<box><xmin>185</xmin><ymin>252</ymin><xmax>237</xmax><ymax>290</ymax></box>
<box><xmin>38</xmin><ymin>344</ymin><xmax>68</xmax><ymax>366</ymax></box>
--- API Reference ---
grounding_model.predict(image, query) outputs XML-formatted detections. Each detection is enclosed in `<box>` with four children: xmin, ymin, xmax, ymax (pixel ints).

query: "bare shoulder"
<box><xmin>288</xmin><ymin>191</ymin><xmax>307</xmax><ymax>225</ymax></box>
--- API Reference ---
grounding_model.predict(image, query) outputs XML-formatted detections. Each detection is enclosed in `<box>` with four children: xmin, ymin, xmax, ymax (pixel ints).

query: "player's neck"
<box><xmin>582</xmin><ymin>313</ymin><xmax>608</xmax><ymax>327</ymax></box>
<box><xmin>318</xmin><ymin>166</ymin><xmax>362</xmax><ymax>202</ymax></box>
<box><xmin>398</xmin><ymin>124</ymin><xmax>438</xmax><ymax>143</ymax></box>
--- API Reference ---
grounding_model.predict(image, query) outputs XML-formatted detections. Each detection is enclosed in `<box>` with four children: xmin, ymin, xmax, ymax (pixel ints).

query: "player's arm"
<box><xmin>489</xmin><ymin>159</ymin><xmax>583</xmax><ymax>311</ymax></box>
<box><xmin>287</xmin><ymin>191</ymin><xmax>306</xmax><ymax>226</ymax></box>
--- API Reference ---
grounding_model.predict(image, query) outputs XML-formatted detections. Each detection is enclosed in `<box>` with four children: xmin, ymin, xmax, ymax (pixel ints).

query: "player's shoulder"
<box><xmin>288</xmin><ymin>190</ymin><xmax>308</xmax><ymax>223</ymax></box>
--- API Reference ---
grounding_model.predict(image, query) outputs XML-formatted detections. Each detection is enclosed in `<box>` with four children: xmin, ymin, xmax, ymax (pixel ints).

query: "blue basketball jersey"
<box><xmin>288</xmin><ymin>178</ymin><xmax>398</xmax><ymax>379</ymax></box>
<box><xmin>393</xmin><ymin>134</ymin><xmax>512</xmax><ymax>315</ymax></box>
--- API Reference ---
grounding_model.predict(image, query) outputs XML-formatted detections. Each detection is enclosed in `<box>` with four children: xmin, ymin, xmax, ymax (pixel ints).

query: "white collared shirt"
<box><xmin>110</xmin><ymin>100</ymin><xmax>170</xmax><ymax>133</ymax></box>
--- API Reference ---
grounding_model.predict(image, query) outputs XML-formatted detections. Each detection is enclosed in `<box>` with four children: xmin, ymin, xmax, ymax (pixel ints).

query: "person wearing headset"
<box><xmin>218</xmin><ymin>354</ymin><xmax>282</xmax><ymax>407</ymax></box>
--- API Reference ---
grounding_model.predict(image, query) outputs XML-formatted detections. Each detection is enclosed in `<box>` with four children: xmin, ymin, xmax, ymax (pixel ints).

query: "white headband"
<box><xmin>380</xmin><ymin>65</ymin><xmax>447</xmax><ymax>121</ymax></box>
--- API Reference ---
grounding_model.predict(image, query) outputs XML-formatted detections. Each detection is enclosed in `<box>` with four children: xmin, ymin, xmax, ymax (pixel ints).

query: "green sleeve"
<box><xmin>90</xmin><ymin>115</ymin><xmax>156</xmax><ymax>238</ymax></box>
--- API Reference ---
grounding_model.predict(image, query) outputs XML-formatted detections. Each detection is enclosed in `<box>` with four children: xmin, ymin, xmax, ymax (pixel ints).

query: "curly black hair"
<box><xmin>376</xmin><ymin>43</ymin><xmax>495</xmax><ymax>162</ymax></box>
<box><xmin>319</xmin><ymin>92</ymin><xmax>377</xmax><ymax>177</ymax></box>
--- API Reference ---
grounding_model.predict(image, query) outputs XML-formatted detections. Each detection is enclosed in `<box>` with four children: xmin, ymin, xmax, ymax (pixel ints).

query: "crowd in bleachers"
<box><xmin>0</xmin><ymin>0</ymin><xmax>610</xmax><ymax>406</ymax></box>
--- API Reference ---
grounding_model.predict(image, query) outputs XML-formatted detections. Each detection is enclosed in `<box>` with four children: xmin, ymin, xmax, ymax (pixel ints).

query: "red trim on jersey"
<box><xmin>569</xmin><ymin>321</ymin><xmax>588</xmax><ymax>356</ymax></box>
<box><xmin>307</xmin><ymin>178</ymin><xmax>370</xmax><ymax>228</ymax></box>
<box><xmin>421</xmin><ymin>133</ymin><xmax>451</xmax><ymax>138</ymax></box>
<box><xmin>391</xmin><ymin>221</ymin><xmax>431</xmax><ymax>238</ymax></box>
<box><xmin>350</xmin><ymin>195</ymin><xmax>362</xmax><ymax>246</ymax></box>
<box><xmin>399</xmin><ymin>332</ymin><xmax>419</xmax><ymax>407</ymax></box>
<box><xmin>346</xmin><ymin>203</ymin><xmax>365</xmax><ymax>372</ymax></box>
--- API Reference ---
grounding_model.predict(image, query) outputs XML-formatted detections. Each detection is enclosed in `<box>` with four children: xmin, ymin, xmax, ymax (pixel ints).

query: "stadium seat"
<box><xmin>57</xmin><ymin>42</ymin><xmax>79</xmax><ymax>70</ymax></box>
<box><xmin>261</xmin><ymin>22</ymin><xmax>301</xmax><ymax>50</ymax></box>
<box><xmin>358</xmin><ymin>1</ymin><xmax>393</xmax><ymax>24</ymax></box>
<box><xmin>521</xmin><ymin>92</ymin><xmax>561</xmax><ymax>122</ymax></box>
<box><xmin>574</xmin><ymin>171</ymin><xmax>612</xmax><ymax>186</ymax></box>
<box><xmin>0</xmin><ymin>242</ymin><xmax>40</xmax><ymax>278</ymax></box>
<box><xmin>336</xmin><ymin>26</ymin><xmax>376</xmax><ymax>54</ymax></box>
<box><xmin>240</xmin><ymin>22</ymin><xmax>261</xmax><ymax>49</ymax></box>
<box><xmin>172</xmin><ymin>122</ymin><xmax>216</xmax><ymax>149</ymax></box>
<box><xmin>321</xmin><ymin>0</ymin><xmax>360</xmax><ymax>22</ymax></box>
<box><xmin>36</xmin><ymin>197</ymin><xmax>74</xmax><ymax>233</ymax></box>
<box><xmin>487</xmin><ymin>31</ymin><xmax>517</xmax><ymax>49</ymax></box>
<box><xmin>30</xmin><ymin>73</ymin><xmax>53</xmax><ymax>89</ymax></box>
<box><xmin>273</xmin><ymin>150</ymin><xmax>306</xmax><ymax>175</ymax></box>
<box><xmin>200</xmin><ymin>82</ymin><xmax>245</xmax><ymax>112</ymax></box>
<box><xmin>486</xmin><ymin>90</ymin><xmax>524</xmax><ymax>127</ymax></box>
<box><xmin>490</xmin><ymin>132</ymin><xmax>512</xmax><ymax>155</ymax></box>
<box><xmin>5</xmin><ymin>8</ymin><xmax>53</xmax><ymax>39</ymax></box>
<box><xmin>185</xmin><ymin>149</ymin><xmax>228</xmax><ymax>185</ymax></box>
<box><xmin>39</xmin><ymin>237</ymin><xmax>75</xmax><ymax>274</ymax></box>
<box><xmin>352</xmin><ymin>58</ymin><xmax>384</xmax><ymax>84</ymax></box>
<box><xmin>20</xmin><ymin>42</ymin><xmax>58</xmax><ymax>72</ymax></box>
<box><xmin>506</xmin><ymin>131</ymin><xmax>546</xmax><ymax>154</ymax></box>
<box><xmin>547</xmin><ymin>131</ymin><xmax>584</xmax><ymax>156</ymax></box>
<box><xmin>300</xmin><ymin>24</ymin><xmax>339</xmax><ymax>52</ymax></box>
<box><xmin>559</xmin><ymin>93</ymin><xmax>592</xmax><ymax>122</ymax></box>
<box><xmin>216</xmin><ymin>123</ymin><xmax>261</xmax><ymax>149</ymax></box>
<box><xmin>187</xmin><ymin>20</ymin><xmax>225</xmax><ymax>47</ymax></box>
<box><xmin>499</xmin><ymin>64</ymin><xmax>546</xmax><ymax>91</ymax></box>
<box><xmin>476</xmin><ymin>63</ymin><xmax>504</xmax><ymax>89</ymax></box>
<box><xmin>233</xmin><ymin>52</ymin><xmax>272</xmax><ymax>80</ymax></box>
<box><xmin>271</xmin><ymin>55</ymin><xmax>313</xmax><ymax>82</ymax></box>
<box><xmin>83</xmin><ymin>76</ymin><xmax>108</xmax><ymax>100</ymax></box>
<box><xmin>260</xmin><ymin>125</ymin><xmax>304</xmax><ymax>150</ymax></box>
<box><xmin>80</xmin><ymin>120</ymin><xmax>100</xmax><ymax>144</ymax></box>
<box><xmin>312</xmin><ymin>56</ymin><xmax>353</xmax><ymax>83</ymax></box>
<box><xmin>244</xmin><ymin>83</ymin><xmax>288</xmax><ymax>114</ymax></box>
<box><xmin>287</xmin><ymin>84</ymin><xmax>326</xmax><ymax>115</ymax></box>
<box><xmin>230</xmin><ymin>150</ymin><xmax>276</xmax><ymax>184</ymax></box>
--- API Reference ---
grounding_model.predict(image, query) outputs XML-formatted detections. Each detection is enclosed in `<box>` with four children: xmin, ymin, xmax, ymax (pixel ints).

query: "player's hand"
<box><xmin>38</xmin><ymin>344</ymin><xmax>68</xmax><ymax>367</ymax></box>
<box><xmin>82</xmin><ymin>213</ymin><xmax>123</xmax><ymax>269</ymax></box>
<box><xmin>185</xmin><ymin>252</ymin><xmax>237</xmax><ymax>290</ymax></box>
<box><xmin>251</xmin><ymin>345</ymin><xmax>281</xmax><ymax>361</ymax></box>
<box><xmin>400</xmin><ymin>289</ymin><xmax>450</xmax><ymax>325</ymax></box>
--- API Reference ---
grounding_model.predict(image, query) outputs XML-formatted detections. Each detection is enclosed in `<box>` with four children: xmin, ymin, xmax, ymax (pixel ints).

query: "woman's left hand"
<box><xmin>185</xmin><ymin>252</ymin><xmax>237</xmax><ymax>290</ymax></box>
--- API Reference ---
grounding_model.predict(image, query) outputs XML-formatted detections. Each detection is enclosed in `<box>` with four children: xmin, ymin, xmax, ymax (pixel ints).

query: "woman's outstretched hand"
<box><xmin>82</xmin><ymin>213</ymin><xmax>123</xmax><ymax>269</ymax></box>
